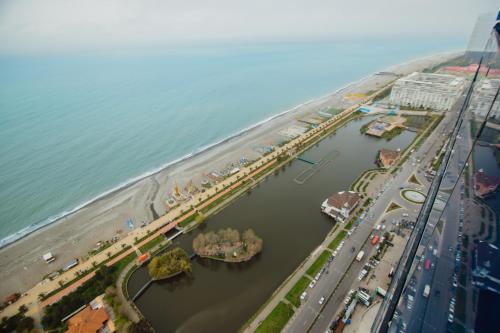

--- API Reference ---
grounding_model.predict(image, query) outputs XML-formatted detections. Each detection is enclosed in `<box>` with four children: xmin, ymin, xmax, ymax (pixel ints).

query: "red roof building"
<box><xmin>474</xmin><ymin>170</ymin><xmax>499</xmax><ymax>198</ymax></box>
<box><xmin>441</xmin><ymin>64</ymin><xmax>500</xmax><ymax>76</ymax></box>
<box><xmin>65</xmin><ymin>296</ymin><xmax>115</xmax><ymax>333</ymax></box>
<box><xmin>378</xmin><ymin>149</ymin><xmax>401</xmax><ymax>168</ymax></box>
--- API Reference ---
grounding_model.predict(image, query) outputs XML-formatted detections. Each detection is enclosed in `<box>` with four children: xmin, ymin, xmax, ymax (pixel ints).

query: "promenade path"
<box><xmin>2</xmin><ymin>83</ymin><xmax>388</xmax><ymax>323</ymax></box>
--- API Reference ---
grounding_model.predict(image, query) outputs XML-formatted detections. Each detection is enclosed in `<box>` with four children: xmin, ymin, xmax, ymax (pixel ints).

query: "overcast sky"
<box><xmin>0</xmin><ymin>0</ymin><xmax>498</xmax><ymax>54</ymax></box>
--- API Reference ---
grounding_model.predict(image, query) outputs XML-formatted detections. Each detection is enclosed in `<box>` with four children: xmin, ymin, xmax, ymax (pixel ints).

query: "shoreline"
<box><xmin>0</xmin><ymin>72</ymin><xmax>362</xmax><ymax>249</ymax></box>
<box><xmin>0</xmin><ymin>62</ymin><xmax>377</xmax><ymax>250</ymax></box>
<box><xmin>0</xmin><ymin>51</ymin><xmax>462</xmax><ymax>297</ymax></box>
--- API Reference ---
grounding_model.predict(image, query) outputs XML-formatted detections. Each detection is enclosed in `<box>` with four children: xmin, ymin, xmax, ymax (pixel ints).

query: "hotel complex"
<box><xmin>390</xmin><ymin>72</ymin><xmax>466</xmax><ymax>111</ymax></box>
<box><xmin>469</xmin><ymin>78</ymin><xmax>500</xmax><ymax>118</ymax></box>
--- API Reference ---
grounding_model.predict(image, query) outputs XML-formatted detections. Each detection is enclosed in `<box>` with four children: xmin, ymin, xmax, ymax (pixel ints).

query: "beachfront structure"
<box><xmin>65</xmin><ymin>295</ymin><xmax>115</xmax><ymax>333</ymax></box>
<box><xmin>365</xmin><ymin>115</ymin><xmax>406</xmax><ymax>138</ymax></box>
<box><xmin>389</xmin><ymin>72</ymin><xmax>466</xmax><ymax>111</ymax></box>
<box><xmin>321</xmin><ymin>191</ymin><xmax>361</xmax><ymax>222</ymax></box>
<box><xmin>378</xmin><ymin>149</ymin><xmax>401</xmax><ymax>168</ymax></box>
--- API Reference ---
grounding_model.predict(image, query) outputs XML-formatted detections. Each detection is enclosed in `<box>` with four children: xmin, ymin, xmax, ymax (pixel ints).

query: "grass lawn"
<box><xmin>285</xmin><ymin>276</ymin><xmax>311</xmax><ymax>307</ymax></box>
<box><xmin>139</xmin><ymin>235</ymin><xmax>165</xmax><ymax>253</ymax></box>
<box><xmin>255</xmin><ymin>302</ymin><xmax>295</xmax><ymax>333</ymax></box>
<box><xmin>381</xmin><ymin>126</ymin><xmax>404</xmax><ymax>140</ymax></box>
<box><xmin>408</xmin><ymin>174</ymin><xmax>421</xmax><ymax>185</ymax></box>
<box><xmin>328</xmin><ymin>230</ymin><xmax>347</xmax><ymax>250</ymax></box>
<box><xmin>306</xmin><ymin>250</ymin><xmax>330</xmax><ymax>277</ymax></box>
<box><xmin>385</xmin><ymin>201</ymin><xmax>402</xmax><ymax>213</ymax></box>
<box><xmin>178</xmin><ymin>212</ymin><xmax>198</xmax><ymax>227</ymax></box>
<box><xmin>432</xmin><ymin>152</ymin><xmax>445</xmax><ymax>172</ymax></box>
<box><xmin>345</xmin><ymin>221</ymin><xmax>354</xmax><ymax>230</ymax></box>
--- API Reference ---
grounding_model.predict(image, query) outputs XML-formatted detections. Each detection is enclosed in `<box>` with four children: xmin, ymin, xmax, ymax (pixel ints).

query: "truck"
<box><xmin>42</xmin><ymin>252</ymin><xmax>55</xmax><ymax>264</ymax></box>
<box><xmin>423</xmin><ymin>284</ymin><xmax>430</xmax><ymax>298</ymax></box>
<box><xmin>356</xmin><ymin>250</ymin><xmax>365</xmax><ymax>261</ymax></box>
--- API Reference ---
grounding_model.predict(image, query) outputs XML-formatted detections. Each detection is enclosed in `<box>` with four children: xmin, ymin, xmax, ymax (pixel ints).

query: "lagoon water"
<box><xmin>128</xmin><ymin>116</ymin><xmax>416</xmax><ymax>332</ymax></box>
<box><xmin>0</xmin><ymin>38</ymin><xmax>463</xmax><ymax>245</ymax></box>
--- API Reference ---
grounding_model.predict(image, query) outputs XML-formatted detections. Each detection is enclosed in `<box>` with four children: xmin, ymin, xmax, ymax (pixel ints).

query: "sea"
<box><xmin>0</xmin><ymin>38</ymin><xmax>465</xmax><ymax>247</ymax></box>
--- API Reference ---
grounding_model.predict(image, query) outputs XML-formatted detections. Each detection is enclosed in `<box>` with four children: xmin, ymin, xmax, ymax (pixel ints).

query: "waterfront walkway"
<box><xmin>2</xmin><ymin>78</ymin><xmax>391</xmax><ymax>321</ymax></box>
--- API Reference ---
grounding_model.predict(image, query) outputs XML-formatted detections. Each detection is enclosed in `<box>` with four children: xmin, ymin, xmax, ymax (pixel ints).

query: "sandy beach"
<box><xmin>0</xmin><ymin>52</ymin><xmax>460</xmax><ymax>298</ymax></box>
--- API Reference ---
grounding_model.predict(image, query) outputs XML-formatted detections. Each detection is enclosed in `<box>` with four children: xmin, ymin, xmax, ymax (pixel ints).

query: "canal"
<box><xmin>128</xmin><ymin>115</ymin><xmax>416</xmax><ymax>332</ymax></box>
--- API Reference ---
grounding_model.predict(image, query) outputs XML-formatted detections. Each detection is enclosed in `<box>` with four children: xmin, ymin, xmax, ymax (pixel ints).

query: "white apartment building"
<box><xmin>469</xmin><ymin>79</ymin><xmax>500</xmax><ymax>119</ymax></box>
<box><xmin>390</xmin><ymin>72</ymin><xmax>466</xmax><ymax>111</ymax></box>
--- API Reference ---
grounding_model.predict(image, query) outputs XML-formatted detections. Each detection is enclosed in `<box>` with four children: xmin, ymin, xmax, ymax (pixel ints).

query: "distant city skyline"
<box><xmin>0</xmin><ymin>0</ymin><xmax>498</xmax><ymax>54</ymax></box>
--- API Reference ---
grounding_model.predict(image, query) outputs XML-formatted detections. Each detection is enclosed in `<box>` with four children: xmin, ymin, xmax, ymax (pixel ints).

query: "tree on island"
<box><xmin>147</xmin><ymin>247</ymin><xmax>191</xmax><ymax>281</ymax></box>
<box><xmin>193</xmin><ymin>228</ymin><xmax>263</xmax><ymax>262</ymax></box>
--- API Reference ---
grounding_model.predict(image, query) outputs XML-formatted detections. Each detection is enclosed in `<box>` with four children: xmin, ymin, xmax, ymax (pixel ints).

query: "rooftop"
<box><xmin>399</xmin><ymin>72</ymin><xmax>465</xmax><ymax>86</ymax></box>
<box><xmin>378</xmin><ymin>149</ymin><xmax>400</xmax><ymax>168</ymax></box>
<box><xmin>66</xmin><ymin>306</ymin><xmax>109</xmax><ymax>333</ymax></box>
<box><xmin>327</xmin><ymin>191</ymin><xmax>361</xmax><ymax>210</ymax></box>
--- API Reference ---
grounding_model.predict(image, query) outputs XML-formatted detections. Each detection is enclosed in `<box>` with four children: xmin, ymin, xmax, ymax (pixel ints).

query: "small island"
<box><xmin>193</xmin><ymin>228</ymin><xmax>263</xmax><ymax>262</ymax></box>
<box><xmin>147</xmin><ymin>247</ymin><xmax>192</xmax><ymax>281</ymax></box>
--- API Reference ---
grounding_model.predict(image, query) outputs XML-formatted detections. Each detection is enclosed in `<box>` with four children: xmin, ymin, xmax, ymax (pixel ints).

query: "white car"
<box><xmin>309</xmin><ymin>280</ymin><xmax>316</xmax><ymax>289</ymax></box>
<box><xmin>319</xmin><ymin>296</ymin><xmax>325</xmax><ymax>305</ymax></box>
<box><xmin>300</xmin><ymin>291</ymin><xmax>307</xmax><ymax>301</ymax></box>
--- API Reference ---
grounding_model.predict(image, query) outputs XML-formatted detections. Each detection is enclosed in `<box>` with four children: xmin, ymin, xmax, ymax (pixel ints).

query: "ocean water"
<box><xmin>0</xmin><ymin>38</ymin><xmax>464</xmax><ymax>246</ymax></box>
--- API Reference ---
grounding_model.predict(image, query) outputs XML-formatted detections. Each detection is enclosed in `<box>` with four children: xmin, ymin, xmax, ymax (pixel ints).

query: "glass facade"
<box><xmin>373</xmin><ymin>11</ymin><xmax>500</xmax><ymax>333</ymax></box>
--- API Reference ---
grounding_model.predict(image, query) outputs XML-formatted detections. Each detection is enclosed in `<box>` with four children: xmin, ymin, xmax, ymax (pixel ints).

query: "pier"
<box><xmin>294</xmin><ymin>150</ymin><xmax>340</xmax><ymax>184</ymax></box>
<box><xmin>297</xmin><ymin>156</ymin><xmax>316</xmax><ymax>165</ymax></box>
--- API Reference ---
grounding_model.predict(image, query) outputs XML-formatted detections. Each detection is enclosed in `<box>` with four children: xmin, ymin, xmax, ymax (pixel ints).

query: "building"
<box><xmin>468</xmin><ymin>79</ymin><xmax>500</xmax><ymax>119</ymax></box>
<box><xmin>472</xmin><ymin>241</ymin><xmax>500</xmax><ymax>295</ymax></box>
<box><xmin>441</xmin><ymin>64</ymin><xmax>500</xmax><ymax>77</ymax></box>
<box><xmin>389</xmin><ymin>72</ymin><xmax>466</xmax><ymax>111</ymax></box>
<box><xmin>473</xmin><ymin>169</ymin><xmax>499</xmax><ymax>198</ymax></box>
<box><xmin>364</xmin><ymin>115</ymin><xmax>406</xmax><ymax>138</ymax></box>
<box><xmin>377</xmin><ymin>149</ymin><xmax>401</xmax><ymax>168</ymax></box>
<box><xmin>321</xmin><ymin>191</ymin><xmax>361</xmax><ymax>222</ymax></box>
<box><xmin>65</xmin><ymin>295</ymin><xmax>115</xmax><ymax>333</ymax></box>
